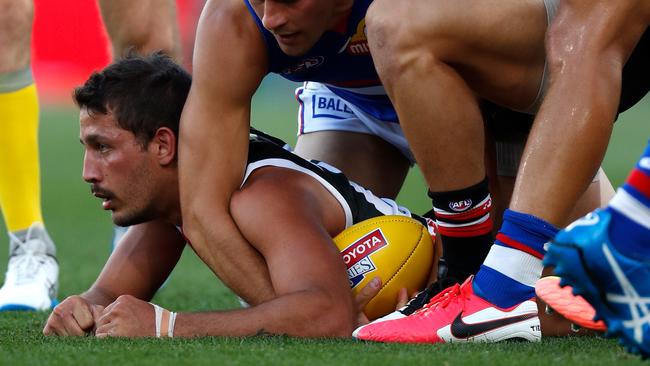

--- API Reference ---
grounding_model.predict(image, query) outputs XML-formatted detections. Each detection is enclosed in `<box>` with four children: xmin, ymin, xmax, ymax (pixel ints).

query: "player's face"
<box><xmin>79</xmin><ymin>109</ymin><xmax>160</xmax><ymax>226</ymax></box>
<box><xmin>251</xmin><ymin>0</ymin><xmax>353</xmax><ymax>56</ymax></box>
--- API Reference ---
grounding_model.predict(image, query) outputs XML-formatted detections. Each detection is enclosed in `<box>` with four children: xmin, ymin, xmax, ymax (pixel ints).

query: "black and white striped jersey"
<box><xmin>245</xmin><ymin>129</ymin><xmax>429</xmax><ymax>230</ymax></box>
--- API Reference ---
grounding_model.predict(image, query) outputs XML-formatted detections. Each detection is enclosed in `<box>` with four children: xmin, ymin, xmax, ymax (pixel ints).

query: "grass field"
<box><xmin>0</xmin><ymin>76</ymin><xmax>648</xmax><ymax>365</ymax></box>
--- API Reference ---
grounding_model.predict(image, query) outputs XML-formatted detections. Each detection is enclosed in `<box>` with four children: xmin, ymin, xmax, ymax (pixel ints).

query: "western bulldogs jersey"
<box><xmin>243</xmin><ymin>0</ymin><xmax>396</xmax><ymax>122</ymax></box>
<box><xmin>245</xmin><ymin>129</ymin><xmax>430</xmax><ymax>230</ymax></box>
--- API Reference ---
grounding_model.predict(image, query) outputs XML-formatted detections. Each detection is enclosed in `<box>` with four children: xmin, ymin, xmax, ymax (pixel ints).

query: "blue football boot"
<box><xmin>544</xmin><ymin>208</ymin><xmax>650</xmax><ymax>358</ymax></box>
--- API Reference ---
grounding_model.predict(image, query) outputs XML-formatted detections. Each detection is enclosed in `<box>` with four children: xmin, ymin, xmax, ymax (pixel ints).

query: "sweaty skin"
<box><xmin>366</xmin><ymin>0</ymin><xmax>642</xmax><ymax>226</ymax></box>
<box><xmin>510</xmin><ymin>0</ymin><xmax>650</xmax><ymax>226</ymax></box>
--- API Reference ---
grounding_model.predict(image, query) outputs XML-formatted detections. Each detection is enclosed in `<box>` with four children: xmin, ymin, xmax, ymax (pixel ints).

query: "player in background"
<box><xmin>98</xmin><ymin>0</ymin><xmax>183</xmax><ymax>248</ymax></box>
<box><xmin>353</xmin><ymin>0</ymin><xmax>649</xmax><ymax>343</ymax></box>
<box><xmin>0</xmin><ymin>0</ymin><xmax>180</xmax><ymax>311</ymax></box>
<box><xmin>0</xmin><ymin>0</ymin><xmax>57</xmax><ymax>311</ymax></box>
<box><xmin>43</xmin><ymin>54</ymin><xmax>432</xmax><ymax>338</ymax></box>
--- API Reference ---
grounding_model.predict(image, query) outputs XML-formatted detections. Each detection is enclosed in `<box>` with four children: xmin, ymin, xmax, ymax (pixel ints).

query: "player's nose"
<box><xmin>82</xmin><ymin>152</ymin><xmax>100</xmax><ymax>183</ymax></box>
<box><xmin>261</xmin><ymin>1</ymin><xmax>288</xmax><ymax>31</ymax></box>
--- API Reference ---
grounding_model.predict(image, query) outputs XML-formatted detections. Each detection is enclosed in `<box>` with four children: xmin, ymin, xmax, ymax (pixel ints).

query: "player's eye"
<box><xmin>97</xmin><ymin>143</ymin><xmax>110</xmax><ymax>153</ymax></box>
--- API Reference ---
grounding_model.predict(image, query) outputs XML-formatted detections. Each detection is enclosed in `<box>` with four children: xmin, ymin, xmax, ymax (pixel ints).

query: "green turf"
<box><xmin>0</xmin><ymin>321</ymin><xmax>646</xmax><ymax>366</ymax></box>
<box><xmin>0</xmin><ymin>77</ymin><xmax>648</xmax><ymax>364</ymax></box>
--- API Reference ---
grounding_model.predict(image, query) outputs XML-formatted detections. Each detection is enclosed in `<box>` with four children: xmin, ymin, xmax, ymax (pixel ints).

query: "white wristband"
<box><xmin>151</xmin><ymin>303</ymin><xmax>176</xmax><ymax>338</ymax></box>
<box><xmin>168</xmin><ymin>311</ymin><xmax>177</xmax><ymax>337</ymax></box>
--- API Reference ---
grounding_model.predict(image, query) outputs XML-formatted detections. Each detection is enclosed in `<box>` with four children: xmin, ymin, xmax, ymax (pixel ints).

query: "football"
<box><xmin>333</xmin><ymin>215</ymin><xmax>435</xmax><ymax>320</ymax></box>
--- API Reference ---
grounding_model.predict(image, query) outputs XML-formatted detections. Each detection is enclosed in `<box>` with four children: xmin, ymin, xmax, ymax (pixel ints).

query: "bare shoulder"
<box><xmin>231</xmin><ymin>166</ymin><xmax>345</xmax><ymax>238</ymax></box>
<box><xmin>234</xmin><ymin>167</ymin><xmax>316</xmax><ymax>205</ymax></box>
<box><xmin>230</xmin><ymin>167</ymin><xmax>320</xmax><ymax>224</ymax></box>
<box><xmin>197</xmin><ymin>0</ymin><xmax>263</xmax><ymax>49</ymax></box>
<box><xmin>192</xmin><ymin>0</ymin><xmax>268</xmax><ymax>98</ymax></box>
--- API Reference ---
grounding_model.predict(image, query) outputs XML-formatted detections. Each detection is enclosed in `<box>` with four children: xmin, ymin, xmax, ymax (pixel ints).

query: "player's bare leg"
<box><xmin>0</xmin><ymin>0</ymin><xmax>58</xmax><ymax>311</ymax></box>
<box><xmin>356</xmin><ymin>0</ymin><xmax>560</xmax><ymax>343</ymax></box>
<box><xmin>497</xmin><ymin>169</ymin><xmax>614</xmax><ymax>229</ymax></box>
<box><xmin>357</xmin><ymin>0</ymin><xmax>649</xmax><ymax>344</ymax></box>
<box><xmin>518</xmin><ymin>0</ymin><xmax>650</xmax><ymax>347</ymax></box>
<box><xmin>366</xmin><ymin>0</ymin><xmax>547</xmax><ymax>285</ymax></box>
<box><xmin>510</xmin><ymin>0</ymin><xmax>650</xmax><ymax>226</ymax></box>
<box><xmin>367</xmin><ymin>0</ymin><xmax>546</xmax><ymax>193</ymax></box>
<box><xmin>295</xmin><ymin>131</ymin><xmax>410</xmax><ymax>199</ymax></box>
<box><xmin>98</xmin><ymin>0</ymin><xmax>181</xmax><ymax>61</ymax></box>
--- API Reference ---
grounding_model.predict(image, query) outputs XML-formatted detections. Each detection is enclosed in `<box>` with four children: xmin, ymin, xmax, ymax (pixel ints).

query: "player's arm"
<box><xmin>94</xmin><ymin>169</ymin><xmax>356</xmax><ymax>338</ymax></box>
<box><xmin>172</xmin><ymin>169</ymin><xmax>355</xmax><ymax>337</ymax></box>
<box><xmin>83</xmin><ymin>221</ymin><xmax>186</xmax><ymax>304</ymax></box>
<box><xmin>178</xmin><ymin>0</ymin><xmax>274</xmax><ymax>305</ymax></box>
<box><xmin>43</xmin><ymin>221</ymin><xmax>185</xmax><ymax>336</ymax></box>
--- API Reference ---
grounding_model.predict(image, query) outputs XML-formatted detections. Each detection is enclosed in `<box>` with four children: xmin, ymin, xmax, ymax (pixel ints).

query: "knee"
<box><xmin>545</xmin><ymin>4</ymin><xmax>629</xmax><ymax>75</ymax></box>
<box><xmin>304</xmin><ymin>292</ymin><xmax>355</xmax><ymax>337</ymax></box>
<box><xmin>365</xmin><ymin>0</ymin><xmax>404</xmax><ymax>52</ymax></box>
<box><xmin>0</xmin><ymin>0</ymin><xmax>33</xmax><ymax>71</ymax></box>
<box><xmin>366</xmin><ymin>0</ymin><xmax>421</xmax><ymax>61</ymax></box>
<box><xmin>366</xmin><ymin>0</ymin><xmax>454</xmax><ymax>82</ymax></box>
<box><xmin>544</xmin><ymin>6</ymin><xmax>592</xmax><ymax>72</ymax></box>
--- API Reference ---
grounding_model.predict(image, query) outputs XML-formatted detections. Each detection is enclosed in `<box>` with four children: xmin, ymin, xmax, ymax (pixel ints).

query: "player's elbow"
<box><xmin>297</xmin><ymin>291</ymin><xmax>355</xmax><ymax>338</ymax></box>
<box><xmin>179</xmin><ymin>202</ymin><xmax>202</xmax><ymax>242</ymax></box>
<box><xmin>366</xmin><ymin>0</ymin><xmax>414</xmax><ymax>81</ymax></box>
<box><xmin>180</xmin><ymin>199</ymin><xmax>225</xmax><ymax>246</ymax></box>
<box><xmin>318</xmin><ymin>304</ymin><xmax>355</xmax><ymax>338</ymax></box>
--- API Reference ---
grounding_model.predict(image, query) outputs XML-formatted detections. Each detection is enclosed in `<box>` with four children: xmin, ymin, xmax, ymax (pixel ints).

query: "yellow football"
<box><xmin>333</xmin><ymin>215</ymin><xmax>435</xmax><ymax>320</ymax></box>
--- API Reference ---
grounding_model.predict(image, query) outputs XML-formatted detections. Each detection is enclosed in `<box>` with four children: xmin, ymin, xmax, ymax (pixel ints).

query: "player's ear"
<box><xmin>153</xmin><ymin>127</ymin><xmax>177</xmax><ymax>165</ymax></box>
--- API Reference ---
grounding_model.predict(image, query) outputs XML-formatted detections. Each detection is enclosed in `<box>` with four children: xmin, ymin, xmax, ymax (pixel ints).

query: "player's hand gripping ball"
<box><xmin>333</xmin><ymin>215</ymin><xmax>435</xmax><ymax>320</ymax></box>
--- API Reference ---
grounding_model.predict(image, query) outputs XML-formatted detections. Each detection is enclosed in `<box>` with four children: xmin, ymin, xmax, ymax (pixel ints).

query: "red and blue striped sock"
<box><xmin>473</xmin><ymin>209</ymin><xmax>558</xmax><ymax>308</ymax></box>
<box><xmin>608</xmin><ymin>141</ymin><xmax>650</xmax><ymax>259</ymax></box>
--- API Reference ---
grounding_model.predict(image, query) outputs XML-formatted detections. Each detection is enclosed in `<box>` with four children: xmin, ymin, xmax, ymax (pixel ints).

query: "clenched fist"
<box><xmin>94</xmin><ymin>295</ymin><xmax>155</xmax><ymax>338</ymax></box>
<box><xmin>43</xmin><ymin>295</ymin><xmax>103</xmax><ymax>336</ymax></box>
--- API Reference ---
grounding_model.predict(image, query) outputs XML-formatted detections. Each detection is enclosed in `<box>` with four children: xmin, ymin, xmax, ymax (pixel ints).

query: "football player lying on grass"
<box><xmin>42</xmin><ymin>53</ymin><xmax>434</xmax><ymax>338</ymax></box>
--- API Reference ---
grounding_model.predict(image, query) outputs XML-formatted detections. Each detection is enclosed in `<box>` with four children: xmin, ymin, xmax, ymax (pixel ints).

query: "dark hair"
<box><xmin>73</xmin><ymin>52</ymin><xmax>191</xmax><ymax>146</ymax></box>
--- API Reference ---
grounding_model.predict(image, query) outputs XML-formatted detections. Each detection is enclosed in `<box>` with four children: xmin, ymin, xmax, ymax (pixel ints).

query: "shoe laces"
<box><xmin>7</xmin><ymin>231</ymin><xmax>49</xmax><ymax>286</ymax></box>
<box><xmin>416</xmin><ymin>283</ymin><xmax>463</xmax><ymax>315</ymax></box>
<box><xmin>401</xmin><ymin>277</ymin><xmax>460</xmax><ymax>315</ymax></box>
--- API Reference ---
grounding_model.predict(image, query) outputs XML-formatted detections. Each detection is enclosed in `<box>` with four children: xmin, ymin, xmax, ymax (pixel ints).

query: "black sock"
<box><xmin>428</xmin><ymin>178</ymin><xmax>494</xmax><ymax>281</ymax></box>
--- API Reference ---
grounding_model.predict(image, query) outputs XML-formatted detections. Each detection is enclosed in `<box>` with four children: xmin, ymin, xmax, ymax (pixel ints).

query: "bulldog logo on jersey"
<box><xmin>340</xmin><ymin>228</ymin><xmax>388</xmax><ymax>287</ymax></box>
<box><xmin>346</xmin><ymin>19</ymin><xmax>370</xmax><ymax>55</ymax></box>
<box><xmin>282</xmin><ymin>56</ymin><xmax>325</xmax><ymax>75</ymax></box>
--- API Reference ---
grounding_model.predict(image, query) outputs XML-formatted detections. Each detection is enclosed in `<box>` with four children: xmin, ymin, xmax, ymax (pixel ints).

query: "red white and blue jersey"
<box><xmin>243</xmin><ymin>0</ymin><xmax>396</xmax><ymax>122</ymax></box>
